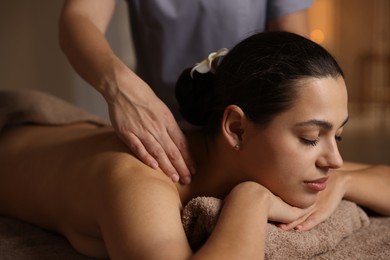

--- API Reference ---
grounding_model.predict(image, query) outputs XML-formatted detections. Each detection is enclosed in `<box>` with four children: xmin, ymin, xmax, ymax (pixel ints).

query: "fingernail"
<box><xmin>190</xmin><ymin>166</ymin><xmax>196</xmax><ymax>175</ymax></box>
<box><xmin>183</xmin><ymin>176</ymin><xmax>191</xmax><ymax>184</ymax></box>
<box><xmin>149</xmin><ymin>160</ymin><xmax>159</xmax><ymax>169</ymax></box>
<box><xmin>277</xmin><ymin>224</ymin><xmax>286</xmax><ymax>229</ymax></box>
<box><xmin>171</xmin><ymin>173</ymin><xmax>180</xmax><ymax>182</ymax></box>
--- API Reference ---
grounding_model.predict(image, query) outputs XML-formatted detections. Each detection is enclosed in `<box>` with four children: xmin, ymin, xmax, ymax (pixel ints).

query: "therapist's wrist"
<box><xmin>97</xmin><ymin>57</ymin><xmax>133</xmax><ymax>104</ymax></box>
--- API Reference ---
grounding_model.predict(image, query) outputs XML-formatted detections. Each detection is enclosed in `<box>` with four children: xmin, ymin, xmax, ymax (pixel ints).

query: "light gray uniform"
<box><xmin>126</xmin><ymin>0</ymin><xmax>313</xmax><ymax>117</ymax></box>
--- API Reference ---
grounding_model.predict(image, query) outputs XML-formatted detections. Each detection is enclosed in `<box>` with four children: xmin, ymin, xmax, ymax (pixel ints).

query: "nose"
<box><xmin>316</xmin><ymin>140</ymin><xmax>344</xmax><ymax>170</ymax></box>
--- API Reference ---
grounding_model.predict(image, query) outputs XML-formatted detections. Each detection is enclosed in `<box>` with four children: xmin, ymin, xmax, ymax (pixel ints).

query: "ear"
<box><xmin>221</xmin><ymin>105</ymin><xmax>246</xmax><ymax>149</ymax></box>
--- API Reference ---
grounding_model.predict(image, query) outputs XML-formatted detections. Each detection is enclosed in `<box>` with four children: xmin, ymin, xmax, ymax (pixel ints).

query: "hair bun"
<box><xmin>175</xmin><ymin>68</ymin><xmax>215</xmax><ymax>126</ymax></box>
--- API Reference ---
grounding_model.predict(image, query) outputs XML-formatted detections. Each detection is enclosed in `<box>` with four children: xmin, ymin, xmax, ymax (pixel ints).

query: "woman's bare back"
<box><xmin>0</xmin><ymin>123</ymin><xmax>178</xmax><ymax>257</ymax></box>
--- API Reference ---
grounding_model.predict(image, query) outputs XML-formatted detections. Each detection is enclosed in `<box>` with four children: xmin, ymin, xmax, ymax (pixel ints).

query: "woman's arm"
<box><xmin>97</xmin><ymin>173</ymin><xmax>310</xmax><ymax>259</ymax></box>
<box><xmin>342</xmin><ymin>162</ymin><xmax>390</xmax><ymax>216</ymax></box>
<box><xmin>193</xmin><ymin>182</ymin><xmax>270</xmax><ymax>259</ymax></box>
<box><xmin>194</xmin><ymin>182</ymin><xmax>313</xmax><ymax>259</ymax></box>
<box><xmin>97</xmin><ymin>177</ymin><xmax>271</xmax><ymax>259</ymax></box>
<box><xmin>281</xmin><ymin>161</ymin><xmax>390</xmax><ymax>231</ymax></box>
<box><xmin>59</xmin><ymin>0</ymin><xmax>194</xmax><ymax>183</ymax></box>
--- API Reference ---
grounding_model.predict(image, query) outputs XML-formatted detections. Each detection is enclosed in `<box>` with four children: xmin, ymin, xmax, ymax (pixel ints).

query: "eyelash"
<box><xmin>301</xmin><ymin>135</ymin><xmax>343</xmax><ymax>147</ymax></box>
<box><xmin>301</xmin><ymin>138</ymin><xmax>319</xmax><ymax>146</ymax></box>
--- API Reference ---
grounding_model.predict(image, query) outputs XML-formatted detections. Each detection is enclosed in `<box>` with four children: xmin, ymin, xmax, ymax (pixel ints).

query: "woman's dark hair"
<box><xmin>175</xmin><ymin>31</ymin><xmax>344</xmax><ymax>134</ymax></box>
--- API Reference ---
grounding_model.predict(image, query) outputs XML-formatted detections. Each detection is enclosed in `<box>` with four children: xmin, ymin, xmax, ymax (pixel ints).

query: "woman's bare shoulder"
<box><xmin>0</xmin><ymin>123</ymin><xmax>189</xmax><ymax>258</ymax></box>
<box><xmin>93</xmin><ymin>163</ymin><xmax>190</xmax><ymax>259</ymax></box>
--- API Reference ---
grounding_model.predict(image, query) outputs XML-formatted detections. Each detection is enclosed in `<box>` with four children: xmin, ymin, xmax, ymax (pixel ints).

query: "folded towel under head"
<box><xmin>182</xmin><ymin>197</ymin><xmax>370</xmax><ymax>259</ymax></box>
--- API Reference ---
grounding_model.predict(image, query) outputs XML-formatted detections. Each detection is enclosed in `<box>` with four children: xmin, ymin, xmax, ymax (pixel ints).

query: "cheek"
<box><xmin>244</xmin><ymin>136</ymin><xmax>318</xmax><ymax>207</ymax></box>
<box><xmin>259</xmin><ymin>136</ymin><xmax>307</xmax><ymax>175</ymax></box>
<box><xmin>242</xmin><ymin>137</ymin><xmax>296</xmax><ymax>184</ymax></box>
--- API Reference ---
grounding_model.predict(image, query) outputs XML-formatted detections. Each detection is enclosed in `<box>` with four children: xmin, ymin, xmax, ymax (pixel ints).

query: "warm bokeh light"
<box><xmin>310</xmin><ymin>29</ymin><xmax>325</xmax><ymax>44</ymax></box>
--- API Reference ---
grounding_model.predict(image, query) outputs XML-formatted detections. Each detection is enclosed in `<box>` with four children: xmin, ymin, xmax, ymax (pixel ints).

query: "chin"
<box><xmin>284</xmin><ymin>194</ymin><xmax>317</xmax><ymax>209</ymax></box>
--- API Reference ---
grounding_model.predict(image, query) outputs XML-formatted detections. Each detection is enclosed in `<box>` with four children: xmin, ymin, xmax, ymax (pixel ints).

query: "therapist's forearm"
<box><xmin>59</xmin><ymin>10</ymin><xmax>136</xmax><ymax>102</ymax></box>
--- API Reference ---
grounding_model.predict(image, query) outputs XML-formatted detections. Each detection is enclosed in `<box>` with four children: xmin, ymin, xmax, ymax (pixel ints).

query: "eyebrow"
<box><xmin>294</xmin><ymin>116</ymin><xmax>349</xmax><ymax>130</ymax></box>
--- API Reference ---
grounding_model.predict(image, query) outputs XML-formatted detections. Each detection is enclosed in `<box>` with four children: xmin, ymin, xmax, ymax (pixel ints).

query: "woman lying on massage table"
<box><xmin>1</xmin><ymin>31</ymin><xmax>390</xmax><ymax>259</ymax></box>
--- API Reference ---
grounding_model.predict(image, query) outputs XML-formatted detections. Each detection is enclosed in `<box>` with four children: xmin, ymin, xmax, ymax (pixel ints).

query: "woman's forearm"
<box><xmin>341</xmin><ymin>163</ymin><xmax>390</xmax><ymax>216</ymax></box>
<box><xmin>193</xmin><ymin>182</ymin><xmax>269</xmax><ymax>259</ymax></box>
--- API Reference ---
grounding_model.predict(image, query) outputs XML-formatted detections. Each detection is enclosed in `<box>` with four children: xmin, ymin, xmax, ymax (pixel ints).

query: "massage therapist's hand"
<box><xmin>59</xmin><ymin>0</ymin><xmax>194</xmax><ymax>184</ymax></box>
<box><xmin>106</xmin><ymin>75</ymin><xmax>195</xmax><ymax>184</ymax></box>
<box><xmin>278</xmin><ymin>172</ymin><xmax>347</xmax><ymax>231</ymax></box>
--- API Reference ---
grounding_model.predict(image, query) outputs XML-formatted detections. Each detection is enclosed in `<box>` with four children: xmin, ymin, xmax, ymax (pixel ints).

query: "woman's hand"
<box><xmin>107</xmin><ymin>76</ymin><xmax>195</xmax><ymax>184</ymax></box>
<box><xmin>280</xmin><ymin>162</ymin><xmax>390</xmax><ymax>231</ymax></box>
<box><xmin>278</xmin><ymin>172</ymin><xmax>348</xmax><ymax>231</ymax></box>
<box><xmin>229</xmin><ymin>182</ymin><xmax>314</xmax><ymax>224</ymax></box>
<box><xmin>267</xmin><ymin>190</ymin><xmax>315</xmax><ymax>225</ymax></box>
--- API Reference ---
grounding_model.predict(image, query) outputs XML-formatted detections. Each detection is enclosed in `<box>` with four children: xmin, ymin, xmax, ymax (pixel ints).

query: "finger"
<box><xmin>167</xmin><ymin>123</ymin><xmax>196</xmax><ymax>175</ymax></box>
<box><xmin>140</xmin><ymin>131</ymin><xmax>183</xmax><ymax>183</ymax></box>
<box><xmin>148</xmin><ymin>129</ymin><xmax>192</xmax><ymax>184</ymax></box>
<box><xmin>278</xmin><ymin>214</ymin><xmax>310</xmax><ymax>231</ymax></box>
<box><xmin>137</xmin><ymin>115</ymin><xmax>193</xmax><ymax>183</ymax></box>
<box><xmin>120</xmin><ymin>131</ymin><xmax>159</xmax><ymax>169</ymax></box>
<box><xmin>168</xmin><ymin>122</ymin><xmax>196</xmax><ymax>174</ymax></box>
<box><xmin>276</xmin><ymin>204</ymin><xmax>316</xmax><ymax>230</ymax></box>
<box><xmin>294</xmin><ymin>212</ymin><xmax>325</xmax><ymax>231</ymax></box>
<box><xmin>163</xmin><ymin>142</ymin><xmax>192</xmax><ymax>184</ymax></box>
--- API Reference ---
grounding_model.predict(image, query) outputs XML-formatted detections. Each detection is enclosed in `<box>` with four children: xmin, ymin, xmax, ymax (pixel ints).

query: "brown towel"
<box><xmin>0</xmin><ymin>89</ymin><xmax>107</xmax><ymax>132</ymax></box>
<box><xmin>0</xmin><ymin>216</ymin><xmax>95</xmax><ymax>260</ymax></box>
<box><xmin>182</xmin><ymin>197</ymin><xmax>372</xmax><ymax>259</ymax></box>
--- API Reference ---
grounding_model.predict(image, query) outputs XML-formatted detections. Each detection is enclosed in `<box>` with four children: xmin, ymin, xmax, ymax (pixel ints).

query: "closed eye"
<box><xmin>300</xmin><ymin>138</ymin><xmax>319</xmax><ymax>146</ymax></box>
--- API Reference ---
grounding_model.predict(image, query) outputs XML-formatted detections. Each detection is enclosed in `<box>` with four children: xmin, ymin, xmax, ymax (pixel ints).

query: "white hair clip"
<box><xmin>190</xmin><ymin>48</ymin><xmax>229</xmax><ymax>78</ymax></box>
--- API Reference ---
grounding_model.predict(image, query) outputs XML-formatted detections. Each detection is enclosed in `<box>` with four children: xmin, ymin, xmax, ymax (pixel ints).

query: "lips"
<box><xmin>303</xmin><ymin>177</ymin><xmax>328</xmax><ymax>191</ymax></box>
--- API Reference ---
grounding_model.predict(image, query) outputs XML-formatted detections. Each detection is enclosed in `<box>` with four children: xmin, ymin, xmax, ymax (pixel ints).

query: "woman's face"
<box><xmin>241</xmin><ymin>76</ymin><xmax>348</xmax><ymax>208</ymax></box>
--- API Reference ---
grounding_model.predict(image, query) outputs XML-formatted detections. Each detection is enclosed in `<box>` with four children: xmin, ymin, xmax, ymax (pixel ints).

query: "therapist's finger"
<box><xmin>167</xmin><ymin>122</ymin><xmax>196</xmax><ymax>179</ymax></box>
<box><xmin>117</xmin><ymin>117</ymin><xmax>193</xmax><ymax>184</ymax></box>
<box><xmin>145</xmin><ymin>127</ymin><xmax>192</xmax><ymax>184</ymax></box>
<box><xmin>121</xmin><ymin>131</ymin><xmax>159</xmax><ymax>169</ymax></box>
<box><xmin>122</xmin><ymin>130</ymin><xmax>184</xmax><ymax>183</ymax></box>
